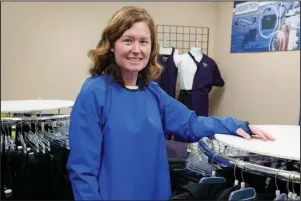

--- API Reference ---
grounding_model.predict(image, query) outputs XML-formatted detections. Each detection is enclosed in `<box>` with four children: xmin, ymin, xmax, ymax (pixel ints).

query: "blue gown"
<box><xmin>66</xmin><ymin>74</ymin><xmax>250</xmax><ymax>200</ymax></box>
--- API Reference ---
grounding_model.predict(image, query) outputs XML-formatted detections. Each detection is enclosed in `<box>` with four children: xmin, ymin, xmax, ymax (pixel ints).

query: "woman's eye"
<box><xmin>124</xmin><ymin>39</ymin><xmax>132</xmax><ymax>43</ymax></box>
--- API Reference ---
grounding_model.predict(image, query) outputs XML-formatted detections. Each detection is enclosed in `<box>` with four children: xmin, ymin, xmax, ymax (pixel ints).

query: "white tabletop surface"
<box><xmin>215</xmin><ymin>125</ymin><xmax>300</xmax><ymax>161</ymax></box>
<box><xmin>1</xmin><ymin>100</ymin><xmax>74</xmax><ymax>113</ymax></box>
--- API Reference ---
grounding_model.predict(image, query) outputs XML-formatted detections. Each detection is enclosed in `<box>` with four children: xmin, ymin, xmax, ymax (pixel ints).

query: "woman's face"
<box><xmin>113</xmin><ymin>21</ymin><xmax>152</xmax><ymax>74</ymax></box>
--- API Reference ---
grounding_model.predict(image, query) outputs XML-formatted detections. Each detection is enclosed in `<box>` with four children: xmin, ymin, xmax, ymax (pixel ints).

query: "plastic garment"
<box><xmin>66</xmin><ymin>75</ymin><xmax>249</xmax><ymax>200</ymax></box>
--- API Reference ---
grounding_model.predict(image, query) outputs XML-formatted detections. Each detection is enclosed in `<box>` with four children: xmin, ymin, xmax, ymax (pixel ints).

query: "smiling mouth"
<box><xmin>127</xmin><ymin>58</ymin><xmax>142</xmax><ymax>62</ymax></box>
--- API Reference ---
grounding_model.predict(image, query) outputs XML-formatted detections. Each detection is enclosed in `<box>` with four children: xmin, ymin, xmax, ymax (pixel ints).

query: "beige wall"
<box><xmin>1</xmin><ymin>2</ymin><xmax>217</xmax><ymax>100</ymax></box>
<box><xmin>1</xmin><ymin>2</ymin><xmax>300</xmax><ymax>124</ymax></box>
<box><xmin>210</xmin><ymin>2</ymin><xmax>300</xmax><ymax>125</ymax></box>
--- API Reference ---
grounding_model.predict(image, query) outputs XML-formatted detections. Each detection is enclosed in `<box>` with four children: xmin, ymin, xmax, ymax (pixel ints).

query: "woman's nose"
<box><xmin>131</xmin><ymin>42</ymin><xmax>141</xmax><ymax>53</ymax></box>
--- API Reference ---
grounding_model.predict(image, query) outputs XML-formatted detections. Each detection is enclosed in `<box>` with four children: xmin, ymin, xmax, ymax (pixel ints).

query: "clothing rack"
<box><xmin>1</xmin><ymin>114</ymin><xmax>70</xmax><ymax>122</ymax></box>
<box><xmin>1</xmin><ymin>99</ymin><xmax>74</xmax><ymax>200</ymax></box>
<box><xmin>198</xmin><ymin>137</ymin><xmax>300</xmax><ymax>183</ymax></box>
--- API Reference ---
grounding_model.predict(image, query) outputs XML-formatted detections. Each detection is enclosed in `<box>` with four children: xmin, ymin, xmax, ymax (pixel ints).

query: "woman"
<box><xmin>66</xmin><ymin>6</ymin><xmax>275</xmax><ymax>200</ymax></box>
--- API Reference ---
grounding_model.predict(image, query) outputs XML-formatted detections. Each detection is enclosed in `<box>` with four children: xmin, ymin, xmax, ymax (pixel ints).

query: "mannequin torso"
<box><xmin>177</xmin><ymin>47</ymin><xmax>203</xmax><ymax>90</ymax></box>
<box><xmin>189</xmin><ymin>47</ymin><xmax>203</xmax><ymax>63</ymax></box>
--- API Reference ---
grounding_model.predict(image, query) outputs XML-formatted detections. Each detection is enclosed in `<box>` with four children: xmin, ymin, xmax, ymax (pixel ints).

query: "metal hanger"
<box><xmin>233</xmin><ymin>160</ymin><xmax>240</xmax><ymax>186</ymax></box>
<box><xmin>23</xmin><ymin>121</ymin><xmax>40</xmax><ymax>153</ymax></box>
<box><xmin>228</xmin><ymin>163</ymin><xmax>256</xmax><ymax>200</ymax></box>
<box><xmin>291</xmin><ymin>173</ymin><xmax>299</xmax><ymax>200</ymax></box>
<box><xmin>196</xmin><ymin>37</ymin><xmax>201</xmax><ymax>48</ymax></box>
<box><xmin>287</xmin><ymin>171</ymin><xmax>293</xmax><ymax>200</ymax></box>
<box><xmin>274</xmin><ymin>170</ymin><xmax>289</xmax><ymax>200</ymax></box>
<box><xmin>7</xmin><ymin>123</ymin><xmax>16</xmax><ymax>152</ymax></box>
<box><xmin>43</xmin><ymin>117</ymin><xmax>69</xmax><ymax>149</ymax></box>
<box><xmin>274</xmin><ymin>169</ymin><xmax>282</xmax><ymax>200</ymax></box>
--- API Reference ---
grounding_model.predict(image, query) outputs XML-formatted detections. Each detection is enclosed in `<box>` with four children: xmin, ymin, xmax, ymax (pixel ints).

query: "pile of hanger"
<box><xmin>1</xmin><ymin>117</ymin><xmax>73</xmax><ymax>200</ymax></box>
<box><xmin>184</xmin><ymin>138</ymin><xmax>251</xmax><ymax>177</ymax></box>
<box><xmin>1</xmin><ymin>119</ymin><xmax>69</xmax><ymax>153</ymax></box>
<box><xmin>185</xmin><ymin>151</ymin><xmax>213</xmax><ymax>177</ymax></box>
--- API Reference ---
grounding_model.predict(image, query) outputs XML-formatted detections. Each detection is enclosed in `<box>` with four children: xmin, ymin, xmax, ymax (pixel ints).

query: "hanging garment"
<box><xmin>179</xmin><ymin>53</ymin><xmax>224</xmax><ymax>116</ymax></box>
<box><xmin>169</xmin><ymin>182</ymin><xmax>232</xmax><ymax>200</ymax></box>
<box><xmin>156</xmin><ymin>47</ymin><xmax>178</xmax><ymax>99</ymax></box>
<box><xmin>169</xmin><ymin>164</ymin><xmax>203</xmax><ymax>197</ymax></box>
<box><xmin>67</xmin><ymin>74</ymin><xmax>251</xmax><ymax>200</ymax></box>
<box><xmin>169</xmin><ymin>176</ymin><xmax>277</xmax><ymax>200</ymax></box>
<box><xmin>1</xmin><ymin>122</ymin><xmax>74</xmax><ymax>200</ymax></box>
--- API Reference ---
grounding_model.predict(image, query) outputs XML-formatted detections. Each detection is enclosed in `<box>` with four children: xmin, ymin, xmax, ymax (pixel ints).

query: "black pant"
<box><xmin>1</xmin><ymin>145</ymin><xmax>74</xmax><ymax>200</ymax></box>
<box><xmin>178</xmin><ymin>90</ymin><xmax>193</xmax><ymax>110</ymax></box>
<box><xmin>168</xmin><ymin>158</ymin><xmax>202</xmax><ymax>196</ymax></box>
<box><xmin>173</xmin><ymin>90</ymin><xmax>194</xmax><ymax>142</ymax></box>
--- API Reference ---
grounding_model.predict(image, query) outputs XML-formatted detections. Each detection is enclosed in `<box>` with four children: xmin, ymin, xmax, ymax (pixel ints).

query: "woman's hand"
<box><xmin>236</xmin><ymin>126</ymin><xmax>276</xmax><ymax>141</ymax></box>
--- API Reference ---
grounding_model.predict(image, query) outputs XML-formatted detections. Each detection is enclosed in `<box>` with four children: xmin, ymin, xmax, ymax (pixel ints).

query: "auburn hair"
<box><xmin>88</xmin><ymin>6</ymin><xmax>162</xmax><ymax>87</ymax></box>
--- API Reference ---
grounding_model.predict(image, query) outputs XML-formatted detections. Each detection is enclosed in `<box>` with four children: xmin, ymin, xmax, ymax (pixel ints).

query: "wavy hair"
<box><xmin>88</xmin><ymin>6</ymin><xmax>162</xmax><ymax>86</ymax></box>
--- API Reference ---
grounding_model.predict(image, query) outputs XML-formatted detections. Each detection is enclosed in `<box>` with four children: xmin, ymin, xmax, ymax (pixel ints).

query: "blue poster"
<box><xmin>231</xmin><ymin>1</ymin><xmax>300</xmax><ymax>53</ymax></box>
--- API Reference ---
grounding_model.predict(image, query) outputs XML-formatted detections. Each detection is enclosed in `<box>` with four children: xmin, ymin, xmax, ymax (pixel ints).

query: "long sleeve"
<box><xmin>157</xmin><ymin>85</ymin><xmax>249</xmax><ymax>142</ymax></box>
<box><xmin>66</xmin><ymin>87</ymin><xmax>103</xmax><ymax>200</ymax></box>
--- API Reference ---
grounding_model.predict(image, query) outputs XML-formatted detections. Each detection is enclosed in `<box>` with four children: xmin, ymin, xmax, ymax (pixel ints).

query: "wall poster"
<box><xmin>231</xmin><ymin>1</ymin><xmax>300</xmax><ymax>53</ymax></box>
